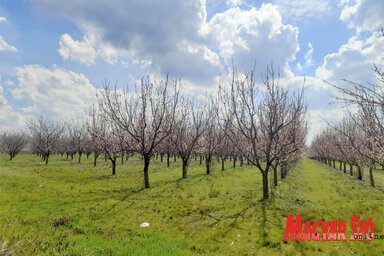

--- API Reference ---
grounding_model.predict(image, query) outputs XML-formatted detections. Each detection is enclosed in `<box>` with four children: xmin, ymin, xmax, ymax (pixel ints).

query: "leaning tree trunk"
<box><xmin>356</xmin><ymin>165</ymin><xmax>362</xmax><ymax>180</ymax></box>
<box><xmin>93</xmin><ymin>153</ymin><xmax>99</xmax><ymax>167</ymax></box>
<box><xmin>369</xmin><ymin>166</ymin><xmax>375</xmax><ymax>187</ymax></box>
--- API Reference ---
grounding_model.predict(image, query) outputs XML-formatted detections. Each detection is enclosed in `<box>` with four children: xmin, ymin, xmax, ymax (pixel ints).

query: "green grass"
<box><xmin>1</xmin><ymin>154</ymin><xmax>384</xmax><ymax>255</ymax></box>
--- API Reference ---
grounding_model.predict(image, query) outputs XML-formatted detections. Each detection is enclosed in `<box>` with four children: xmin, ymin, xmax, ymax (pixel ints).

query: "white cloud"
<box><xmin>33</xmin><ymin>0</ymin><xmax>221</xmax><ymax>84</ymax></box>
<box><xmin>58</xmin><ymin>34</ymin><xmax>98</xmax><ymax>65</ymax></box>
<box><xmin>307</xmin><ymin>107</ymin><xmax>347</xmax><ymax>143</ymax></box>
<box><xmin>33</xmin><ymin>0</ymin><xmax>301</xmax><ymax>84</ymax></box>
<box><xmin>0</xmin><ymin>84</ymin><xmax>6</xmax><ymax>106</ymax></box>
<box><xmin>0</xmin><ymin>36</ymin><xmax>17</xmax><ymax>52</ymax></box>
<box><xmin>225</xmin><ymin>0</ymin><xmax>244</xmax><ymax>7</ymax></box>
<box><xmin>304</xmin><ymin>42</ymin><xmax>314</xmax><ymax>67</ymax></box>
<box><xmin>206</xmin><ymin>4</ymin><xmax>299</xmax><ymax>78</ymax></box>
<box><xmin>273</xmin><ymin>0</ymin><xmax>332</xmax><ymax>20</ymax></box>
<box><xmin>340</xmin><ymin>0</ymin><xmax>384</xmax><ymax>33</ymax></box>
<box><xmin>316</xmin><ymin>32</ymin><xmax>384</xmax><ymax>84</ymax></box>
<box><xmin>11</xmin><ymin>65</ymin><xmax>97</xmax><ymax>122</ymax></box>
<box><xmin>0</xmin><ymin>16</ymin><xmax>17</xmax><ymax>52</ymax></box>
<box><xmin>0</xmin><ymin>78</ymin><xmax>28</xmax><ymax>131</ymax></box>
<box><xmin>296</xmin><ymin>63</ymin><xmax>303</xmax><ymax>72</ymax></box>
<box><xmin>58</xmin><ymin>33</ymin><xmax>120</xmax><ymax>65</ymax></box>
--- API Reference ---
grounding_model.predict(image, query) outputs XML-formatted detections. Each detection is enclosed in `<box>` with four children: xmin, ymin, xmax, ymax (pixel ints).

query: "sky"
<box><xmin>0</xmin><ymin>0</ymin><xmax>383</xmax><ymax>143</ymax></box>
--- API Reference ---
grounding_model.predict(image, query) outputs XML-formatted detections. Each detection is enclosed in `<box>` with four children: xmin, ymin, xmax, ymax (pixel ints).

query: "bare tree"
<box><xmin>200</xmin><ymin>104</ymin><xmax>223</xmax><ymax>174</ymax></box>
<box><xmin>86</xmin><ymin>107</ymin><xmax>124</xmax><ymax>175</ymax></box>
<box><xmin>68</xmin><ymin>122</ymin><xmax>87</xmax><ymax>163</ymax></box>
<box><xmin>216</xmin><ymin>133</ymin><xmax>233</xmax><ymax>171</ymax></box>
<box><xmin>98</xmin><ymin>76</ymin><xmax>180</xmax><ymax>188</ymax></box>
<box><xmin>220</xmin><ymin>66</ymin><xmax>307</xmax><ymax>200</ymax></box>
<box><xmin>0</xmin><ymin>131</ymin><xmax>28</xmax><ymax>160</ymax></box>
<box><xmin>170</xmin><ymin>99</ymin><xmax>207</xmax><ymax>178</ymax></box>
<box><xmin>28</xmin><ymin>116</ymin><xmax>64</xmax><ymax>165</ymax></box>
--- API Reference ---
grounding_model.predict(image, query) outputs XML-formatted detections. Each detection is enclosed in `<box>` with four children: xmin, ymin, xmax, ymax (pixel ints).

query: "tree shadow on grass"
<box><xmin>104</xmin><ymin>187</ymin><xmax>145</xmax><ymax>214</ymax></box>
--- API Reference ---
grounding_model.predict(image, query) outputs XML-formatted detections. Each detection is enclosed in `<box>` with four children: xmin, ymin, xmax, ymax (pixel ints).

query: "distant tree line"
<box><xmin>308</xmin><ymin>65</ymin><xmax>384</xmax><ymax>187</ymax></box>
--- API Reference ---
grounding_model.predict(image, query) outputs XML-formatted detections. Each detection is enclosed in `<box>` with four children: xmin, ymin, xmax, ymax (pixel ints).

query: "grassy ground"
<box><xmin>0</xmin><ymin>154</ymin><xmax>384</xmax><ymax>255</ymax></box>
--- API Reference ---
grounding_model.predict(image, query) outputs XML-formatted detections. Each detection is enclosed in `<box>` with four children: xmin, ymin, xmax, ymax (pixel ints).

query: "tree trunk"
<box><xmin>349</xmin><ymin>164</ymin><xmax>353</xmax><ymax>176</ymax></box>
<box><xmin>121</xmin><ymin>155</ymin><xmax>124</xmax><ymax>165</ymax></box>
<box><xmin>339</xmin><ymin>161</ymin><xmax>342</xmax><ymax>170</ymax></box>
<box><xmin>45</xmin><ymin>154</ymin><xmax>49</xmax><ymax>165</ymax></box>
<box><xmin>78</xmin><ymin>152</ymin><xmax>82</xmax><ymax>164</ymax></box>
<box><xmin>221</xmin><ymin>158</ymin><xmax>225</xmax><ymax>171</ymax></box>
<box><xmin>111</xmin><ymin>159</ymin><xmax>116</xmax><ymax>175</ymax></box>
<box><xmin>206</xmin><ymin>157</ymin><xmax>211</xmax><ymax>174</ymax></box>
<box><xmin>240</xmin><ymin>158</ymin><xmax>243</xmax><ymax>167</ymax></box>
<box><xmin>174</xmin><ymin>155</ymin><xmax>177</xmax><ymax>162</ymax></box>
<box><xmin>144</xmin><ymin>156</ymin><xmax>150</xmax><ymax>188</ymax></box>
<box><xmin>356</xmin><ymin>165</ymin><xmax>362</xmax><ymax>180</ymax></box>
<box><xmin>167</xmin><ymin>153</ymin><xmax>170</xmax><ymax>167</ymax></box>
<box><xmin>199</xmin><ymin>155</ymin><xmax>202</xmax><ymax>165</ymax></box>
<box><xmin>273</xmin><ymin>166</ymin><xmax>278</xmax><ymax>187</ymax></box>
<box><xmin>233</xmin><ymin>157</ymin><xmax>236</xmax><ymax>168</ymax></box>
<box><xmin>281</xmin><ymin>165</ymin><xmax>287</xmax><ymax>179</ymax></box>
<box><xmin>369</xmin><ymin>166</ymin><xmax>375</xmax><ymax>187</ymax></box>
<box><xmin>160</xmin><ymin>154</ymin><xmax>163</xmax><ymax>162</ymax></box>
<box><xmin>182</xmin><ymin>159</ymin><xmax>189</xmax><ymax>179</ymax></box>
<box><xmin>343</xmin><ymin>162</ymin><xmax>346</xmax><ymax>173</ymax></box>
<box><xmin>93</xmin><ymin>154</ymin><xmax>98</xmax><ymax>167</ymax></box>
<box><xmin>262</xmin><ymin>172</ymin><xmax>269</xmax><ymax>200</ymax></box>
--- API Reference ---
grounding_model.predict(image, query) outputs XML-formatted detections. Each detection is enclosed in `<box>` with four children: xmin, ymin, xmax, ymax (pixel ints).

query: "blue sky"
<box><xmin>0</xmin><ymin>0</ymin><xmax>383</xmax><ymax>142</ymax></box>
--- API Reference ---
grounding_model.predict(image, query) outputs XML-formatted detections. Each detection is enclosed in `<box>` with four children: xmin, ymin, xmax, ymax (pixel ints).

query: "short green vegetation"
<box><xmin>0</xmin><ymin>155</ymin><xmax>384</xmax><ymax>255</ymax></box>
